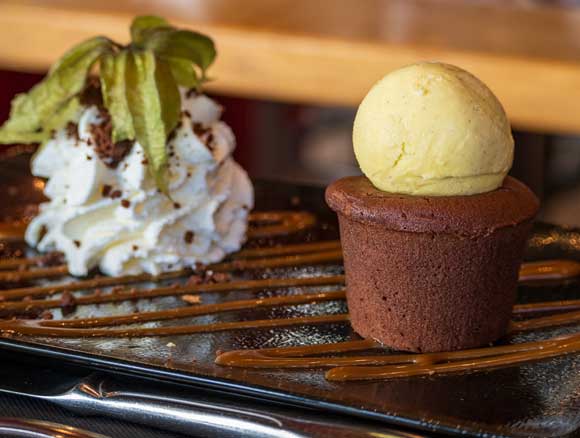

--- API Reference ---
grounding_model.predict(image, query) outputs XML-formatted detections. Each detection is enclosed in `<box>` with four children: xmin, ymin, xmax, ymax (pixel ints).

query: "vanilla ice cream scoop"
<box><xmin>353</xmin><ymin>62</ymin><xmax>514</xmax><ymax>196</ymax></box>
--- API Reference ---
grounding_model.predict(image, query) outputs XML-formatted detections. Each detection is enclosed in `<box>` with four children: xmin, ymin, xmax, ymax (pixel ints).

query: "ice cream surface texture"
<box><xmin>353</xmin><ymin>62</ymin><xmax>514</xmax><ymax>196</ymax></box>
<box><xmin>25</xmin><ymin>91</ymin><xmax>254</xmax><ymax>276</ymax></box>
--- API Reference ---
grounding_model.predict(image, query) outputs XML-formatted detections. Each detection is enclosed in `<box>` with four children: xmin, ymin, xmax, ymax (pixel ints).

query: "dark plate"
<box><xmin>0</xmin><ymin>154</ymin><xmax>579</xmax><ymax>438</ymax></box>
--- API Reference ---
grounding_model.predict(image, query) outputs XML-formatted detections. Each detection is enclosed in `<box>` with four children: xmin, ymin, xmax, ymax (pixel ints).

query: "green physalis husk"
<box><xmin>0</xmin><ymin>15</ymin><xmax>216</xmax><ymax>193</ymax></box>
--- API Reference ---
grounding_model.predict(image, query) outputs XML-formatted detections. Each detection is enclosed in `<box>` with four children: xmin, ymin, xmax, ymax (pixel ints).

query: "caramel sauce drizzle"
<box><xmin>0</xmin><ymin>275</ymin><xmax>345</xmax><ymax>312</ymax></box>
<box><xmin>0</xmin><ymin>292</ymin><xmax>348</xmax><ymax>336</ymax></box>
<box><xmin>0</xmin><ymin>256</ymin><xmax>45</xmax><ymax>270</ymax></box>
<box><xmin>519</xmin><ymin>259</ymin><xmax>580</xmax><ymax>282</ymax></box>
<box><xmin>0</xmin><ymin>314</ymin><xmax>349</xmax><ymax>338</ymax></box>
<box><xmin>0</xmin><ymin>221</ymin><xmax>28</xmax><ymax>241</ymax></box>
<box><xmin>0</xmin><ymin>210</ymin><xmax>579</xmax><ymax>381</ymax></box>
<box><xmin>247</xmin><ymin>211</ymin><xmax>316</xmax><ymax>238</ymax></box>
<box><xmin>0</xmin><ymin>248</ymin><xmax>342</xmax><ymax>300</ymax></box>
<box><xmin>215</xmin><ymin>312</ymin><xmax>580</xmax><ymax>377</ymax></box>
<box><xmin>324</xmin><ymin>333</ymin><xmax>580</xmax><ymax>381</ymax></box>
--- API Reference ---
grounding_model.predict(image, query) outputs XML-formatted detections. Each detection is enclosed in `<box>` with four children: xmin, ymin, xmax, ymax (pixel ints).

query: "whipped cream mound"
<box><xmin>26</xmin><ymin>91</ymin><xmax>254</xmax><ymax>277</ymax></box>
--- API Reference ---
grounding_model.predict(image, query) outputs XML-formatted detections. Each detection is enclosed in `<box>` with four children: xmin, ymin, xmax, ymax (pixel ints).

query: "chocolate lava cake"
<box><xmin>326</xmin><ymin>175</ymin><xmax>539</xmax><ymax>352</ymax></box>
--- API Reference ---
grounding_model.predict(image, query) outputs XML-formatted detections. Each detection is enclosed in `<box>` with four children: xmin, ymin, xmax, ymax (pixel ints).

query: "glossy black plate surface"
<box><xmin>0</xmin><ymin>155</ymin><xmax>579</xmax><ymax>438</ymax></box>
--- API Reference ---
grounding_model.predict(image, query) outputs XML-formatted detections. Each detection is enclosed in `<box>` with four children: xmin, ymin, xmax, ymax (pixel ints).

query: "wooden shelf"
<box><xmin>0</xmin><ymin>0</ymin><xmax>580</xmax><ymax>133</ymax></box>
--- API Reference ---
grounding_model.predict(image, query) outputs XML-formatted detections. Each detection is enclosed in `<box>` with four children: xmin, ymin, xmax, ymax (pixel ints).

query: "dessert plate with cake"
<box><xmin>0</xmin><ymin>16</ymin><xmax>579</xmax><ymax>438</ymax></box>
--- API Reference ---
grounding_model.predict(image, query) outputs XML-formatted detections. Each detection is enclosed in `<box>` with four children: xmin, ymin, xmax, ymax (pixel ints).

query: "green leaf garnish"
<box><xmin>100</xmin><ymin>51</ymin><xmax>135</xmax><ymax>143</ymax></box>
<box><xmin>166</xmin><ymin>57</ymin><xmax>199</xmax><ymax>88</ymax></box>
<box><xmin>144</xmin><ymin>29</ymin><xmax>216</xmax><ymax>83</ymax></box>
<box><xmin>0</xmin><ymin>36</ymin><xmax>112</xmax><ymax>143</ymax></box>
<box><xmin>154</xmin><ymin>58</ymin><xmax>181</xmax><ymax>137</ymax></box>
<box><xmin>0</xmin><ymin>15</ymin><xmax>217</xmax><ymax>193</ymax></box>
<box><xmin>126</xmin><ymin>50</ymin><xmax>171</xmax><ymax>193</ymax></box>
<box><xmin>130</xmin><ymin>15</ymin><xmax>170</xmax><ymax>44</ymax></box>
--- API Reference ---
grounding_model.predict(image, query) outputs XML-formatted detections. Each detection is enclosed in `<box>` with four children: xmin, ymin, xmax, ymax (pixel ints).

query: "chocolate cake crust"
<box><xmin>326</xmin><ymin>176</ymin><xmax>539</xmax><ymax>237</ymax></box>
<box><xmin>326</xmin><ymin>176</ymin><xmax>539</xmax><ymax>352</ymax></box>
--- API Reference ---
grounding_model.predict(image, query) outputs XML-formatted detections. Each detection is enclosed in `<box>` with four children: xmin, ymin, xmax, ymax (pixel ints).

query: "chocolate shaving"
<box><xmin>186</xmin><ymin>275</ymin><xmax>203</xmax><ymax>286</ymax></box>
<box><xmin>89</xmin><ymin>109</ymin><xmax>133</xmax><ymax>168</ymax></box>
<box><xmin>167</xmin><ymin>128</ymin><xmax>178</xmax><ymax>143</ymax></box>
<box><xmin>102</xmin><ymin>185</ymin><xmax>112</xmax><ymax>197</ymax></box>
<box><xmin>185</xmin><ymin>88</ymin><xmax>199</xmax><ymax>99</ymax></box>
<box><xmin>173</xmin><ymin>202</ymin><xmax>181</xmax><ymax>209</ymax></box>
<box><xmin>184</xmin><ymin>231</ymin><xmax>194</xmax><ymax>244</ymax></box>
<box><xmin>110</xmin><ymin>190</ymin><xmax>122</xmax><ymax>199</ymax></box>
<box><xmin>209</xmin><ymin>272</ymin><xmax>231</xmax><ymax>283</ymax></box>
<box><xmin>121</xmin><ymin>199</ymin><xmax>131</xmax><ymax>208</ymax></box>
<box><xmin>39</xmin><ymin>252</ymin><xmax>64</xmax><ymax>267</ymax></box>
<box><xmin>60</xmin><ymin>291</ymin><xmax>77</xmax><ymax>316</ymax></box>
<box><xmin>79</xmin><ymin>77</ymin><xmax>104</xmax><ymax>108</ymax></box>
<box><xmin>192</xmin><ymin>122</ymin><xmax>210</xmax><ymax>137</ymax></box>
<box><xmin>65</xmin><ymin>122</ymin><xmax>79</xmax><ymax>141</ymax></box>
<box><xmin>73</xmin><ymin>240</ymin><xmax>81</xmax><ymax>248</ymax></box>
<box><xmin>206</xmin><ymin>133</ymin><xmax>215</xmax><ymax>151</ymax></box>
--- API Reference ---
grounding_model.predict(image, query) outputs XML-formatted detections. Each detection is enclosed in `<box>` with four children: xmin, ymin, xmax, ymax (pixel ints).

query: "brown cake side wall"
<box><xmin>338</xmin><ymin>215</ymin><xmax>532</xmax><ymax>352</ymax></box>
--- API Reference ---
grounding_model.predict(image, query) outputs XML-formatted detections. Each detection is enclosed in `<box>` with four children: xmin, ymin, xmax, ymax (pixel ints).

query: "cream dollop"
<box><xmin>26</xmin><ymin>92</ymin><xmax>254</xmax><ymax>276</ymax></box>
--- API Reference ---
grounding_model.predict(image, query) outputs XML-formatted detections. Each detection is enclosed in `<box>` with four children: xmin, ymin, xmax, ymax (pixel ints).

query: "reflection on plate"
<box><xmin>0</xmin><ymin>155</ymin><xmax>579</xmax><ymax>438</ymax></box>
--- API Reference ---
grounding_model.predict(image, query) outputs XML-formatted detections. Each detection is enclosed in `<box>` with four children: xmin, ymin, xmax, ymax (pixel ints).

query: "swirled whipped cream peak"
<box><xmin>25</xmin><ymin>90</ymin><xmax>254</xmax><ymax>276</ymax></box>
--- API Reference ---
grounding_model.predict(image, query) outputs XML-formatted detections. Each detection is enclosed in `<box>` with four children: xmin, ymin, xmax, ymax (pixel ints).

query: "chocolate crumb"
<box><xmin>110</xmin><ymin>190</ymin><xmax>122</xmax><ymax>199</ymax></box>
<box><xmin>132</xmin><ymin>245</ymin><xmax>139</xmax><ymax>251</ymax></box>
<box><xmin>184</xmin><ymin>230</ymin><xmax>194</xmax><ymax>244</ymax></box>
<box><xmin>185</xmin><ymin>88</ymin><xmax>199</xmax><ymax>99</ymax></box>
<box><xmin>210</xmin><ymin>272</ymin><xmax>230</xmax><ymax>283</ymax></box>
<box><xmin>60</xmin><ymin>291</ymin><xmax>77</xmax><ymax>316</ymax></box>
<box><xmin>141</xmin><ymin>158</ymin><xmax>149</xmax><ymax>165</ymax></box>
<box><xmin>102</xmin><ymin>184</ymin><xmax>112</xmax><ymax>197</ymax></box>
<box><xmin>89</xmin><ymin>109</ymin><xmax>133</xmax><ymax>168</ymax></box>
<box><xmin>39</xmin><ymin>252</ymin><xmax>64</xmax><ymax>267</ymax></box>
<box><xmin>66</xmin><ymin>122</ymin><xmax>79</xmax><ymax>140</ymax></box>
<box><xmin>86</xmin><ymin>155</ymin><xmax>93</xmax><ymax>160</ymax></box>
<box><xmin>121</xmin><ymin>199</ymin><xmax>131</xmax><ymax>208</ymax></box>
<box><xmin>173</xmin><ymin>202</ymin><xmax>181</xmax><ymax>209</ymax></box>
<box><xmin>206</xmin><ymin>133</ymin><xmax>215</xmax><ymax>150</ymax></box>
<box><xmin>73</xmin><ymin>240</ymin><xmax>81</xmax><ymax>248</ymax></box>
<box><xmin>192</xmin><ymin>122</ymin><xmax>210</xmax><ymax>137</ymax></box>
<box><xmin>79</xmin><ymin>77</ymin><xmax>104</xmax><ymax>107</ymax></box>
<box><xmin>167</xmin><ymin>128</ymin><xmax>178</xmax><ymax>143</ymax></box>
<box><xmin>186</xmin><ymin>275</ymin><xmax>203</xmax><ymax>286</ymax></box>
